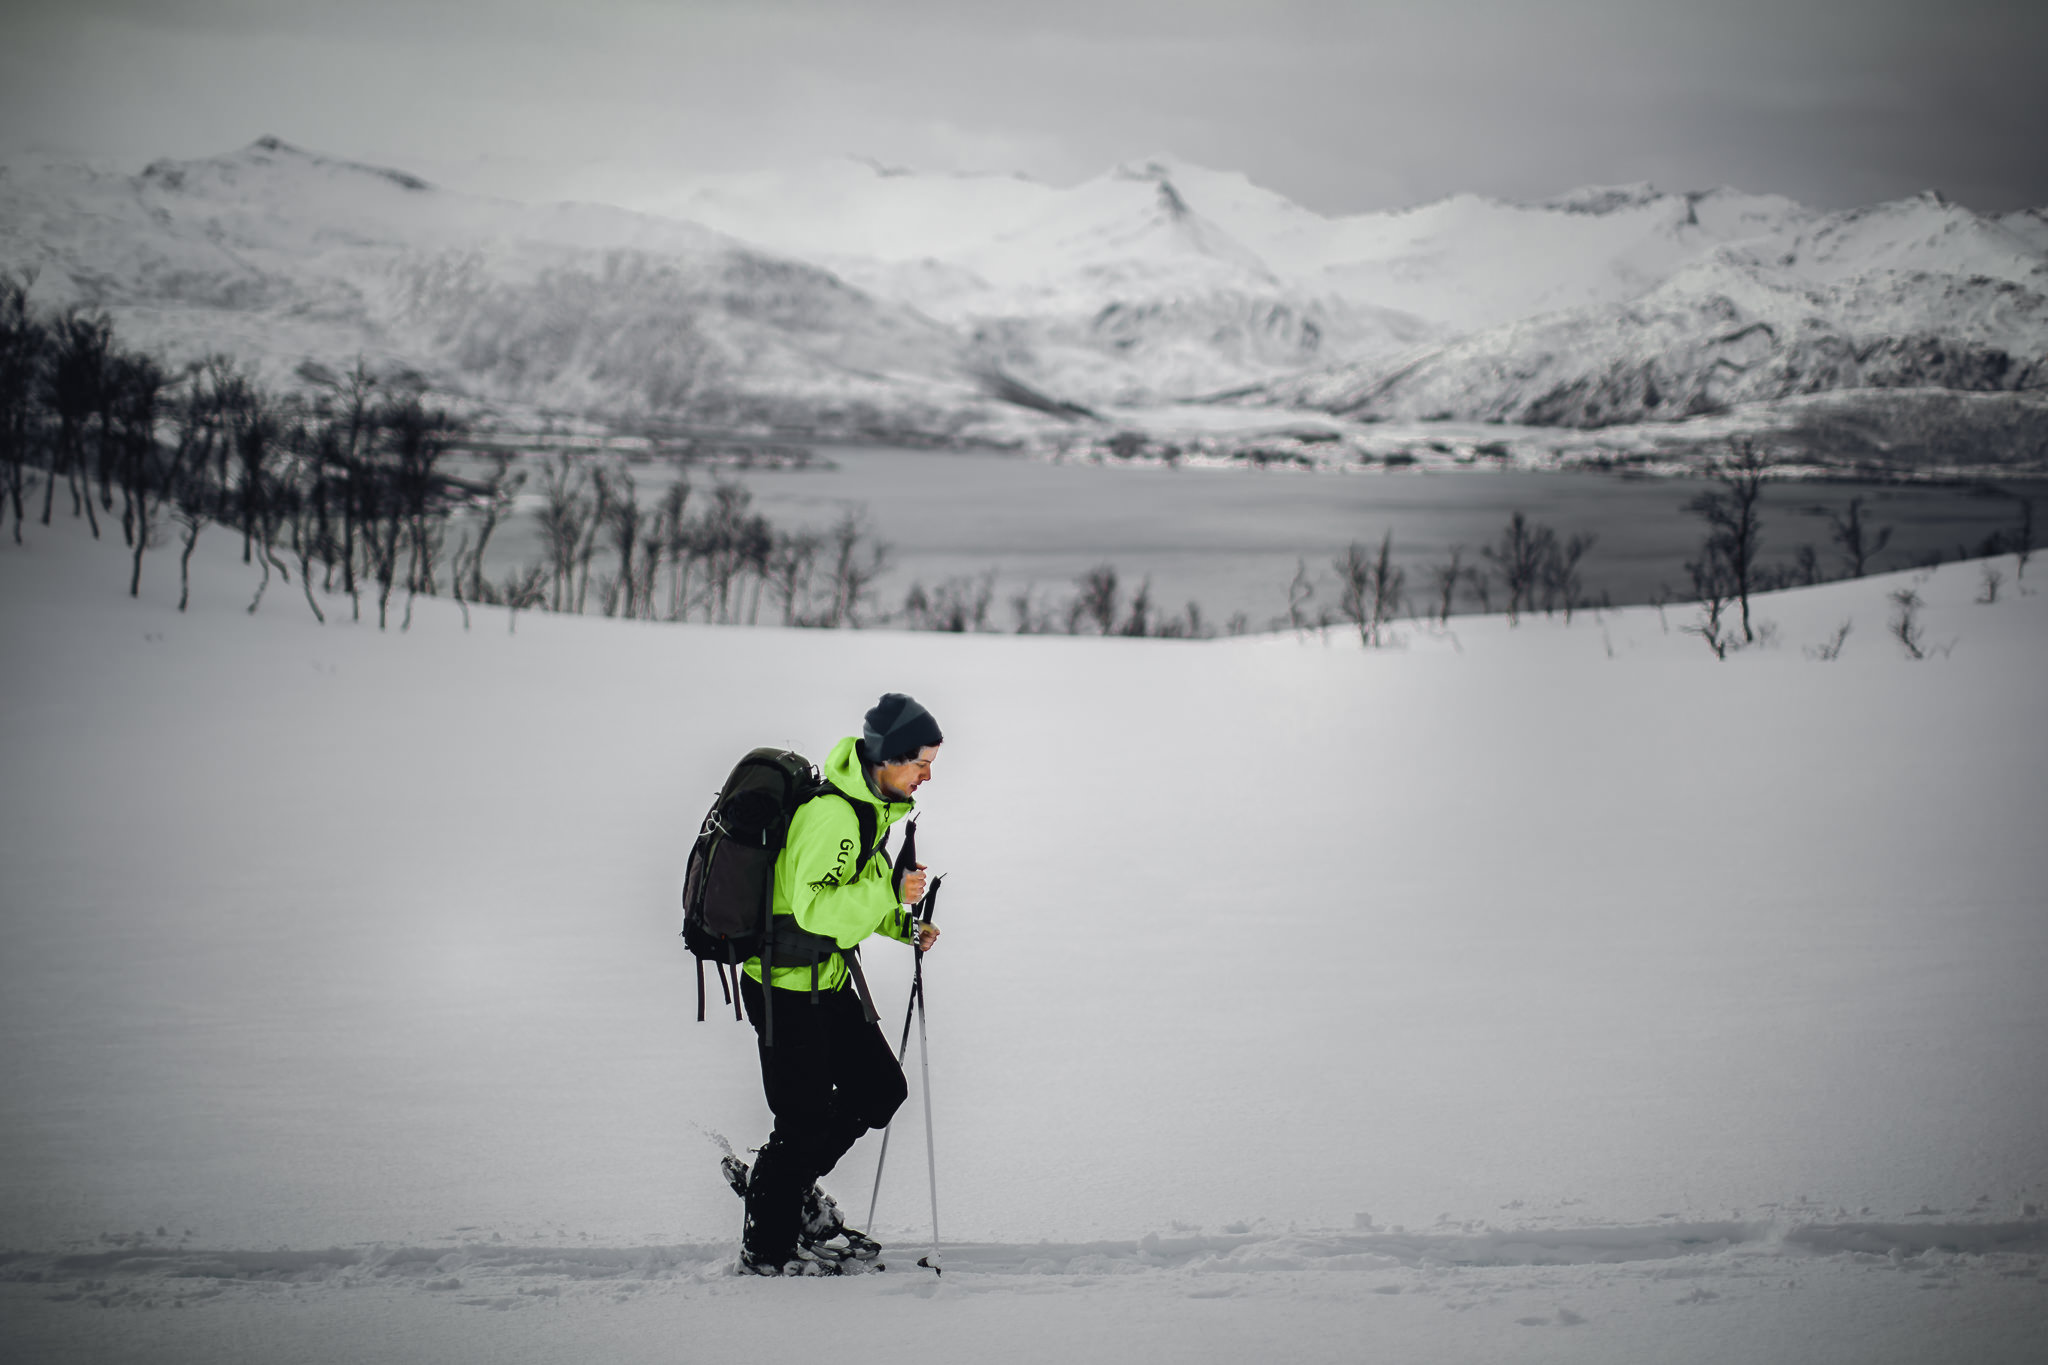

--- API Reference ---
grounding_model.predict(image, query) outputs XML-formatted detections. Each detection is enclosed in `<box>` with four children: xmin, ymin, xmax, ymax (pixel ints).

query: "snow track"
<box><xmin>11</xmin><ymin>1220</ymin><xmax>2047</xmax><ymax>1364</ymax></box>
<box><xmin>9</xmin><ymin>1217</ymin><xmax>2043</xmax><ymax>1299</ymax></box>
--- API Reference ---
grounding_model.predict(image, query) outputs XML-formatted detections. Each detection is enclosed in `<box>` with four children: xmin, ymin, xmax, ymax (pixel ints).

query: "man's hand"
<box><xmin>898</xmin><ymin>865</ymin><xmax>929</xmax><ymax>906</ymax></box>
<box><xmin>915</xmin><ymin>923</ymin><xmax>941</xmax><ymax>952</ymax></box>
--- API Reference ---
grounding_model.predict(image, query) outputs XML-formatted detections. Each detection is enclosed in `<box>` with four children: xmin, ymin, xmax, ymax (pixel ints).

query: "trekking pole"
<box><xmin>865</xmin><ymin>824</ymin><xmax>923</xmax><ymax>1230</ymax></box>
<box><xmin>911</xmin><ymin>877</ymin><xmax>943</xmax><ymax>1274</ymax></box>
<box><xmin>864</xmin><ymin>874</ymin><xmax>945</xmax><ymax>1268</ymax></box>
<box><xmin>864</xmin><ymin>950</ymin><xmax>920</xmax><ymax>1231</ymax></box>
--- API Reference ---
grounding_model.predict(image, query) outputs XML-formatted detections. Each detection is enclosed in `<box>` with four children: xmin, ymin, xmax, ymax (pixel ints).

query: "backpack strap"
<box><xmin>766</xmin><ymin>915</ymin><xmax>879</xmax><ymax>1021</ymax></box>
<box><xmin>812</xmin><ymin>787</ymin><xmax>886</xmax><ymax>876</ymax></box>
<box><xmin>842</xmin><ymin>946</ymin><xmax>879</xmax><ymax>1024</ymax></box>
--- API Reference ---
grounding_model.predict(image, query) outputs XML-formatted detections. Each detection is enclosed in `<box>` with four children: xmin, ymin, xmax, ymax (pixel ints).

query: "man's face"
<box><xmin>876</xmin><ymin>745</ymin><xmax>940</xmax><ymax>801</ymax></box>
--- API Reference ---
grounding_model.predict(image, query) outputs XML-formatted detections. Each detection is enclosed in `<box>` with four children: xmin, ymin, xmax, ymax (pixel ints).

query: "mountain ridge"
<box><xmin>3</xmin><ymin>139</ymin><xmax>2042</xmax><ymax>461</ymax></box>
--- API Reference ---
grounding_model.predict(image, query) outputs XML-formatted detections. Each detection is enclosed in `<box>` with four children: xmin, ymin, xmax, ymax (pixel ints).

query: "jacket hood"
<box><xmin>823</xmin><ymin>734</ymin><xmax>913</xmax><ymax>816</ymax></box>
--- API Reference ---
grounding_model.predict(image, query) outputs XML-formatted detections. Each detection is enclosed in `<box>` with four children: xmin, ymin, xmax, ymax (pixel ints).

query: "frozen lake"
<box><xmin>465</xmin><ymin>447</ymin><xmax>2043</xmax><ymax>629</ymax></box>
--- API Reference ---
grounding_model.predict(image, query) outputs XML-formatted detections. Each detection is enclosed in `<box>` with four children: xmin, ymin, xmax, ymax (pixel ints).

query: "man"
<box><xmin>737</xmin><ymin>692</ymin><xmax>943</xmax><ymax>1275</ymax></box>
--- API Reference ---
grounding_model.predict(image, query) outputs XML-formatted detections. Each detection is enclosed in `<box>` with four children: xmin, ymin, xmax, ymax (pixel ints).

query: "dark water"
<box><xmin>465</xmin><ymin>446</ymin><xmax>2043</xmax><ymax>628</ymax></box>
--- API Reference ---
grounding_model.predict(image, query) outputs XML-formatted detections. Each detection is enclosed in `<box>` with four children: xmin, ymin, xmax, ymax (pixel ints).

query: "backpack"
<box><xmin>680</xmin><ymin>747</ymin><xmax>887</xmax><ymax>1044</ymax></box>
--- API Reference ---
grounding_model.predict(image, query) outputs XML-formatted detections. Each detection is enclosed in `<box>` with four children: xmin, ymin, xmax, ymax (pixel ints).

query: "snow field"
<box><xmin>2</xmin><ymin>513</ymin><xmax>2045</xmax><ymax>1363</ymax></box>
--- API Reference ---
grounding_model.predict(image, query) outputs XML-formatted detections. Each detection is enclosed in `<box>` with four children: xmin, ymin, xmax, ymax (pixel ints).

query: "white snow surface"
<box><xmin>3</xmin><ymin>518</ymin><xmax>2047</xmax><ymax>1363</ymax></box>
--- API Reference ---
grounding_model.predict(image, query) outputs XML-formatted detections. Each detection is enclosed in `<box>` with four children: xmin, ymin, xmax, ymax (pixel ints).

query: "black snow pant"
<box><xmin>739</xmin><ymin>972</ymin><xmax>907</xmax><ymax>1260</ymax></box>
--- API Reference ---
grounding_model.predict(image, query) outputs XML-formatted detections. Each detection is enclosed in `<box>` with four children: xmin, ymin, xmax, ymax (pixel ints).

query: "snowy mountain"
<box><xmin>4</xmin><ymin>139</ymin><xmax>2043</xmax><ymax>456</ymax></box>
<box><xmin>648</xmin><ymin>160</ymin><xmax>1823</xmax><ymax>406</ymax></box>
<box><xmin>657</xmin><ymin>159</ymin><xmax>2048</xmax><ymax>453</ymax></box>
<box><xmin>1238</xmin><ymin>191</ymin><xmax>2048</xmax><ymax>430</ymax></box>
<box><xmin>0</xmin><ymin>138</ymin><xmax>1070</xmax><ymax>443</ymax></box>
<box><xmin>649</xmin><ymin>157</ymin><xmax>1401</xmax><ymax>404</ymax></box>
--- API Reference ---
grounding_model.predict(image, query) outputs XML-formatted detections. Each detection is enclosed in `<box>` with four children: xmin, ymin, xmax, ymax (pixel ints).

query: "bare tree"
<box><xmin>822</xmin><ymin>507</ymin><xmax>890</xmax><ymax>628</ymax></box>
<box><xmin>697</xmin><ymin>481</ymin><xmax>767</xmax><ymax>624</ymax></box>
<box><xmin>1076</xmin><ymin>563</ymin><xmax>1119</xmax><ymax>635</ymax></box>
<box><xmin>652</xmin><ymin>477</ymin><xmax>694</xmax><ymax>620</ymax></box>
<box><xmin>0</xmin><ymin>273</ymin><xmax>46</xmax><ymax>545</ymax></box>
<box><xmin>279</xmin><ymin>471</ymin><xmax>326</xmax><ymax>624</ymax></box>
<box><xmin>601</xmin><ymin>468</ymin><xmax>641</xmax><ymax>618</ymax></box>
<box><xmin>1483</xmin><ymin>511</ymin><xmax>1551</xmax><ymax>624</ymax></box>
<box><xmin>1118</xmin><ymin>576</ymin><xmax>1154</xmax><ymax>637</ymax></box>
<box><xmin>1685</xmin><ymin>441</ymin><xmax>1768</xmax><ymax>644</ymax></box>
<box><xmin>1828</xmin><ymin>495</ymin><xmax>1893</xmax><ymax>580</ymax></box>
<box><xmin>1430</xmin><ymin>546</ymin><xmax>1465</xmax><ymax>624</ymax></box>
<box><xmin>357</xmin><ymin>450</ymin><xmax>405</xmax><ymax>630</ymax></box>
<box><xmin>1463</xmin><ymin>564</ymin><xmax>1492</xmax><ymax>616</ymax></box>
<box><xmin>573</xmin><ymin>464</ymin><xmax>616</xmax><ymax>615</ymax></box>
<box><xmin>2007</xmin><ymin>491</ymin><xmax>2035</xmax><ymax>581</ymax></box>
<box><xmin>1682</xmin><ymin>549</ymin><xmax>1736</xmax><ymax>659</ymax></box>
<box><xmin>1286</xmin><ymin>558</ymin><xmax>1315</xmax><ymax>635</ymax></box>
<box><xmin>1153</xmin><ymin>600</ymin><xmax>1211</xmax><ymax>639</ymax></box>
<box><xmin>1977</xmin><ymin>564</ymin><xmax>2005</xmax><ymax>604</ymax></box>
<box><xmin>109</xmin><ymin>352</ymin><xmax>172</xmax><ymax>598</ymax></box>
<box><xmin>230</xmin><ymin>394</ymin><xmax>296</xmax><ymax>614</ymax></box>
<box><xmin>377</xmin><ymin>395</ymin><xmax>458</xmax><ymax>628</ymax></box>
<box><xmin>1804</xmin><ymin>619</ymin><xmax>1852</xmax><ymax>661</ymax></box>
<box><xmin>903</xmin><ymin>571</ymin><xmax>997</xmax><ymax>632</ymax></box>
<box><xmin>536</xmin><ymin>457</ymin><xmax>592</xmax><ymax>613</ymax></box>
<box><xmin>448</xmin><ymin>527</ymin><xmax>475</xmax><ymax>628</ymax></box>
<box><xmin>739</xmin><ymin>510</ymin><xmax>774</xmax><ymax>625</ymax></box>
<box><xmin>333</xmin><ymin>359</ymin><xmax>379</xmax><ymax>613</ymax></box>
<box><xmin>1367</xmin><ymin>531</ymin><xmax>1405</xmax><ymax>643</ymax></box>
<box><xmin>462</xmin><ymin>453</ymin><xmax>524</xmax><ymax>605</ymax></box>
<box><xmin>164</xmin><ymin>367</ymin><xmax>233</xmax><ymax>612</ymax></box>
<box><xmin>1334</xmin><ymin>540</ymin><xmax>1372</xmax><ymax>644</ymax></box>
<box><xmin>1539</xmin><ymin>531</ymin><xmax>1597</xmax><ymax>622</ymax></box>
<box><xmin>228</xmin><ymin>385</ymin><xmax>282</xmax><ymax>568</ymax></box>
<box><xmin>1335</xmin><ymin>532</ymin><xmax>1404</xmax><ymax>646</ymax></box>
<box><xmin>765</xmin><ymin>526</ymin><xmax>820</xmax><ymax>626</ymax></box>
<box><xmin>43</xmin><ymin>309</ymin><xmax>112</xmax><ymax>536</ymax></box>
<box><xmin>1009</xmin><ymin>585</ymin><xmax>1057</xmax><ymax>635</ymax></box>
<box><xmin>1888</xmin><ymin>587</ymin><xmax>1928</xmax><ymax>659</ymax></box>
<box><xmin>1791</xmin><ymin>544</ymin><xmax>1821</xmax><ymax>587</ymax></box>
<box><xmin>497</xmin><ymin>562</ymin><xmax>549</xmax><ymax>633</ymax></box>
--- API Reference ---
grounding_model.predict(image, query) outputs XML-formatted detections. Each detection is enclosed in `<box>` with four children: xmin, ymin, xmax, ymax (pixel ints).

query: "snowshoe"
<box><xmin>736</xmin><ymin>1244</ymin><xmax>856</xmax><ymax>1277</ymax></box>
<box><xmin>725</xmin><ymin>1153</ymin><xmax>883</xmax><ymax>1265</ymax></box>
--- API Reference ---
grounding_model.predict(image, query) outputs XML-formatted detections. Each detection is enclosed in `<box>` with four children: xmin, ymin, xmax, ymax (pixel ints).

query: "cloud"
<box><xmin>2</xmin><ymin>0</ymin><xmax>2042</xmax><ymax>212</ymax></box>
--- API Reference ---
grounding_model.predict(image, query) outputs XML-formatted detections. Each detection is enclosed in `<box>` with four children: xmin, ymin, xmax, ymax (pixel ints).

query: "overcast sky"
<box><xmin>2</xmin><ymin>0</ymin><xmax>2042</xmax><ymax>215</ymax></box>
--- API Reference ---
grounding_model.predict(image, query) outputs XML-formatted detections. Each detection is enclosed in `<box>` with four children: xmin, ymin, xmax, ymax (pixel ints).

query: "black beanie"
<box><xmin>863</xmin><ymin>693</ymin><xmax>943</xmax><ymax>763</ymax></box>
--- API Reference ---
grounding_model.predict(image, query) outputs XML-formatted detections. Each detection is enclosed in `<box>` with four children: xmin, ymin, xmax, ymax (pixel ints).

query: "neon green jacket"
<box><xmin>744</xmin><ymin>735</ymin><xmax>918</xmax><ymax>992</ymax></box>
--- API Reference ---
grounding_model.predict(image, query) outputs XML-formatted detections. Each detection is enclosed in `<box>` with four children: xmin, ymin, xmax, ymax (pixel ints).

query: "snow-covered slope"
<box><xmin>6</xmin><ymin>140</ymin><xmax>2043</xmax><ymax>446</ymax></box>
<box><xmin>1245</xmin><ymin>192</ymin><xmax>2048</xmax><ymax>428</ymax></box>
<box><xmin>0</xmin><ymin>139</ymin><xmax>1064</xmax><ymax>442</ymax></box>
<box><xmin>5</xmin><ymin>509</ymin><xmax>2046</xmax><ymax>1364</ymax></box>
<box><xmin>643</xmin><ymin>157</ymin><xmax>2048</xmax><ymax>428</ymax></box>
<box><xmin>655</xmin><ymin>158</ymin><xmax>1405</xmax><ymax>403</ymax></box>
<box><xmin>649</xmin><ymin>161</ymin><xmax>1831</xmax><ymax>405</ymax></box>
<box><xmin>655</xmin><ymin>163</ymin><xmax>1810</xmax><ymax>335</ymax></box>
